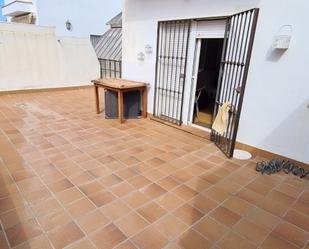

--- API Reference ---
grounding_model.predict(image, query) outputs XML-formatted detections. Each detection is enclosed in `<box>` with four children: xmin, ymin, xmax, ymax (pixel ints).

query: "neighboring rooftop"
<box><xmin>106</xmin><ymin>12</ymin><xmax>122</xmax><ymax>28</ymax></box>
<box><xmin>91</xmin><ymin>12</ymin><xmax>122</xmax><ymax>61</ymax></box>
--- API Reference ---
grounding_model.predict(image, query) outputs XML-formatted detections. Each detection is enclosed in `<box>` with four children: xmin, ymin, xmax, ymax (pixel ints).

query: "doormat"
<box><xmin>256</xmin><ymin>159</ymin><xmax>309</xmax><ymax>178</ymax></box>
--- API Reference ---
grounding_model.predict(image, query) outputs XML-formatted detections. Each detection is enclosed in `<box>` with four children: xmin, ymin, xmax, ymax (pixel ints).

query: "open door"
<box><xmin>211</xmin><ymin>9</ymin><xmax>259</xmax><ymax>157</ymax></box>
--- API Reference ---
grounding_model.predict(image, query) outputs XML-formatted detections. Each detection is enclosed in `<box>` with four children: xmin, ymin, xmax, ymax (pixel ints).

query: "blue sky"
<box><xmin>0</xmin><ymin>0</ymin><xmax>6</xmax><ymax>21</ymax></box>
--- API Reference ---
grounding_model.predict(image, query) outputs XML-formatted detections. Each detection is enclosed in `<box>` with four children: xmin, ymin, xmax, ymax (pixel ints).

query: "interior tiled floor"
<box><xmin>0</xmin><ymin>88</ymin><xmax>308</xmax><ymax>249</ymax></box>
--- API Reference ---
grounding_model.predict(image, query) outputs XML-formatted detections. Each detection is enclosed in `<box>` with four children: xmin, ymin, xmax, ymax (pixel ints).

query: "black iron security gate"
<box><xmin>211</xmin><ymin>9</ymin><xmax>259</xmax><ymax>157</ymax></box>
<box><xmin>154</xmin><ymin>20</ymin><xmax>191</xmax><ymax>125</ymax></box>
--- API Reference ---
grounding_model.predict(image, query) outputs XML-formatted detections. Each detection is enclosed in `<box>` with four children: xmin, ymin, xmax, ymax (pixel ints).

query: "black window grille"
<box><xmin>99</xmin><ymin>59</ymin><xmax>122</xmax><ymax>78</ymax></box>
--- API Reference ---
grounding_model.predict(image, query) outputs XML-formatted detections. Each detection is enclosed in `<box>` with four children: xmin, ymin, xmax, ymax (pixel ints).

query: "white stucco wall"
<box><xmin>0</xmin><ymin>22</ymin><xmax>100</xmax><ymax>91</ymax></box>
<box><xmin>122</xmin><ymin>0</ymin><xmax>309</xmax><ymax>163</ymax></box>
<box><xmin>35</xmin><ymin>0</ymin><xmax>122</xmax><ymax>37</ymax></box>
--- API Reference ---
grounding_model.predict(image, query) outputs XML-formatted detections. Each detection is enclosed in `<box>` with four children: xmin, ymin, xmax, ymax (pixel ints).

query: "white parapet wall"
<box><xmin>0</xmin><ymin>22</ymin><xmax>100</xmax><ymax>91</ymax></box>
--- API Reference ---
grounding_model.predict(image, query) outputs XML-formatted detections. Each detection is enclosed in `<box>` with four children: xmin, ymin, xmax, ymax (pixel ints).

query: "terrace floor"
<box><xmin>0</xmin><ymin>88</ymin><xmax>308</xmax><ymax>249</ymax></box>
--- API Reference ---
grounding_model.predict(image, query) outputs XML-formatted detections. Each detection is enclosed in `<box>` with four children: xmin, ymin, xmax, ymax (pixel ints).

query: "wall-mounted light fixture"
<box><xmin>137</xmin><ymin>52</ymin><xmax>145</xmax><ymax>61</ymax></box>
<box><xmin>272</xmin><ymin>25</ymin><xmax>292</xmax><ymax>50</ymax></box>
<box><xmin>145</xmin><ymin>44</ymin><xmax>152</xmax><ymax>54</ymax></box>
<box><xmin>65</xmin><ymin>20</ymin><xmax>73</xmax><ymax>31</ymax></box>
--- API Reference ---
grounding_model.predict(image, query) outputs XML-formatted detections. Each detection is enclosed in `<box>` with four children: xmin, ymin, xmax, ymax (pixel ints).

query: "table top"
<box><xmin>92</xmin><ymin>78</ymin><xmax>148</xmax><ymax>89</ymax></box>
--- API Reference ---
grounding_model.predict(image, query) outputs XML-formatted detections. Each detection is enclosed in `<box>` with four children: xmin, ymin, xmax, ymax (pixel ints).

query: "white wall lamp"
<box><xmin>145</xmin><ymin>44</ymin><xmax>152</xmax><ymax>54</ymax></box>
<box><xmin>137</xmin><ymin>52</ymin><xmax>145</xmax><ymax>61</ymax></box>
<box><xmin>65</xmin><ymin>20</ymin><xmax>73</xmax><ymax>31</ymax></box>
<box><xmin>272</xmin><ymin>25</ymin><xmax>292</xmax><ymax>50</ymax></box>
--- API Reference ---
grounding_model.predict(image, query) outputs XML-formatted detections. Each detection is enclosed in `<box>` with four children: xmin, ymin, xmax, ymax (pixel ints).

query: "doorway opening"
<box><xmin>193</xmin><ymin>38</ymin><xmax>224</xmax><ymax>128</ymax></box>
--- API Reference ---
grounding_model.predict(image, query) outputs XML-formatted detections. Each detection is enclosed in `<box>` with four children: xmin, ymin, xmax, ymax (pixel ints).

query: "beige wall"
<box><xmin>0</xmin><ymin>22</ymin><xmax>100</xmax><ymax>91</ymax></box>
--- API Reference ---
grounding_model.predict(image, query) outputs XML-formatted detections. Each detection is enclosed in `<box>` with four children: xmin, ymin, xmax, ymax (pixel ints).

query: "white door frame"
<box><xmin>186</xmin><ymin>20</ymin><xmax>226</xmax><ymax>127</ymax></box>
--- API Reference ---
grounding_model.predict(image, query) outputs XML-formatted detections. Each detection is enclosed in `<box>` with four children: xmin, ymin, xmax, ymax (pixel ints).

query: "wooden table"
<box><xmin>92</xmin><ymin>78</ymin><xmax>148</xmax><ymax>123</ymax></box>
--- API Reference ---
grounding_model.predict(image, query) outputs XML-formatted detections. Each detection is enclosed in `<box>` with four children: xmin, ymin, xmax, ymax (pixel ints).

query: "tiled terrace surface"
<box><xmin>0</xmin><ymin>88</ymin><xmax>308</xmax><ymax>249</ymax></box>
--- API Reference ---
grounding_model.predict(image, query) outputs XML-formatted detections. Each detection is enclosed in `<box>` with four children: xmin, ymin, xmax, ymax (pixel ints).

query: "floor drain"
<box><xmin>233</xmin><ymin>149</ymin><xmax>252</xmax><ymax>160</ymax></box>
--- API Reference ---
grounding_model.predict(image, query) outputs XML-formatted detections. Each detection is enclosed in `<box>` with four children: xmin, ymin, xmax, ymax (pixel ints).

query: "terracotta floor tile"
<box><xmin>116</xmin><ymin>168</ymin><xmax>138</xmax><ymax>180</ymax></box>
<box><xmin>31</xmin><ymin>197</ymin><xmax>62</xmax><ymax>217</ymax></box>
<box><xmin>101</xmin><ymin>199</ymin><xmax>132</xmax><ymax>220</ymax></box>
<box><xmin>90</xmin><ymin>223</ymin><xmax>126</xmax><ymax>249</ymax></box>
<box><xmin>246</xmin><ymin>179</ymin><xmax>271</xmax><ymax>196</ymax></box>
<box><xmin>215</xmin><ymin>180</ymin><xmax>242</xmax><ymax>194</ymax></box>
<box><xmin>203</xmin><ymin>186</ymin><xmax>230</xmax><ymax>203</ymax></box>
<box><xmin>87</xmin><ymin>166</ymin><xmax>110</xmax><ymax>179</ymax></box>
<box><xmin>37</xmin><ymin>210</ymin><xmax>72</xmax><ymax>231</ymax></box>
<box><xmin>116</xmin><ymin>211</ymin><xmax>149</xmax><ymax>237</ymax></box>
<box><xmin>189</xmin><ymin>194</ymin><xmax>218</xmax><ymax>214</ymax></box>
<box><xmin>11</xmin><ymin>169</ymin><xmax>35</xmax><ymax>182</ymax></box>
<box><xmin>141</xmin><ymin>183</ymin><xmax>167</xmax><ymax>199</ymax></box>
<box><xmin>268</xmin><ymin>189</ymin><xmax>296</xmax><ymax>206</ymax></box>
<box><xmin>185</xmin><ymin>178</ymin><xmax>211</xmax><ymax>192</ymax></box>
<box><xmin>115</xmin><ymin>240</ymin><xmax>138</xmax><ymax>249</ymax></box>
<box><xmin>236</xmin><ymin>187</ymin><xmax>264</xmax><ymax>205</ymax></box>
<box><xmin>78</xmin><ymin>181</ymin><xmax>104</xmax><ymax>196</ymax></box>
<box><xmin>155</xmin><ymin>192</ymin><xmax>185</xmax><ymax>210</ymax></box>
<box><xmin>155</xmin><ymin>214</ymin><xmax>188</xmax><ymax>241</ymax></box>
<box><xmin>171</xmin><ymin>170</ymin><xmax>194</xmax><ymax>183</ymax></box>
<box><xmin>272</xmin><ymin>221</ymin><xmax>308</xmax><ymax>247</ymax></box>
<box><xmin>132</xmin><ymin>226</ymin><xmax>168</xmax><ymax>249</ymax></box>
<box><xmin>284</xmin><ymin>209</ymin><xmax>309</xmax><ymax>232</ymax></box>
<box><xmin>123</xmin><ymin>190</ymin><xmax>151</xmax><ymax>209</ymax></box>
<box><xmin>200</xmin><ymin>173</ymin><xmax>221</xmax><ymax>185</ymax></box>
<box><xmin>76</xmin><ymin>210</ymin><xmax>109</xmax><ymax>234</ymax></box>
<box><xmin>222</xmin><ymin>196</ymin><xmax>254</xmax><ymax>216</ymax></box>
<box><xmin>17</xmin><ymin>177</ymin><xmax>45</xmax><ymax>193</ymax></box>
<box><xmin>5</xmin><ymin>218</ymin><xmax>43</xmax><ymax>247</ymax></box>
<box><xmin>142</xmin><ymin>169</ymin><xmax>166</xmax><ymax>182</ymax></box>
<box><xmin>292</xmin><ymin>200</ymin><xmax>309</xmax><ymax>216</ymax></box>
<box><xmin>23</xmin><ymin>187</ymin><xmax>52</xmax><ymax>204</ymax></box>
<box><xmin>55</xmin><ymin>187</ymin><xmax>84</xmax><ymax>205</ymax></box>
<box><xmin>0</xmin><ymin>232</ymin><xmax>10</xmax><ymax>249</ymax></box>
<box><xmin>65</xmin><ymin>239</ymin><xmax>96</xmax><ymax>249</ymax></box>
<box><xmin>275</xmin><ymin>183</ymin><xmax>304</xmax><ymax>199</ymax></box>
<box><xmin>257</xmin><ymin>196</ymin><xmax>290</xmax><ymax>217</ymax></box>
<box><xmin>69</xmin><ymin>172</ymin><xmax>94</xmax><ymax>185</ymax></box>
<box><xmin>48</xmin><ymin>178</ymin><xmax>74</xmax><ymax>193</ymax></box>
<box><xmin>261</xmin><ymin>233</ymin><xmax>298</xmax><ymax>249</ymax></box>
<box><xmin>13</xmin><ymin>234</ymin><xmax>53</xmax><ymax>249</ymax></box>
<box><xmin>246</xmin><ymin>207</ymin><xmax>281</xmax><ymax>230</ymax></box>
<box><xmin>88</xmin><ymin>190</ymin><xmax>115</xmax><ymax>207</ymax></box>
<box><xmin>48</xmin><ymin>221</ymin><xmax>84</xmax><ymax>249</ymax></box>
<box><xmin>157</xmin><ymin>176</ymin><xmax>181</xmax><ymax>191</ymax></box>
<box><xmin>193</xmin><ymin>216</ymin><xmax>229</xmax><ymax>242</ymax></box>
<box><xmin>299</xmin><ymin>190</ymin><xmax>309</xmax><ymax>204</ymax></box>
<box><xmin>210</xmin><ymin>206</ymin><xmax>241</xmax><ymax>227</ymax></box>
<box><xmin>146</xmin><ymin>157</ymin><xmax>165</xmax><ymax>167</ymax></box>
<box><xmin>39</xmin><ymin>169</ymin><xmax>65</xmax><ymax>185</ymax></box>
<box><xmin>172</xmin><ymin>184</ymin><xmax>198</xmax><ymax>201</ymax></box>
<box><xmin>127</xmin><ymin>175</ymin><xmax>151</xmax><ymax>189</ymax></box>
<box><xmin>137</xmin><ymin>201</ymin><xmax>167</xmax><ymax>223</ymax></box>
<box><xmin>0</xmin><ymin>206</ymin><xmax>34</xmax><ymax>229</ymax></box>
<box><xmin>177</xmin><ymin>229</ymin><xmax>212</xmax><ymax>249</ymax></box>
<box><xmin>111</xmin><ymin>181</ymin><xmax>135</xmax><ymax>197</ymax></box>
<box><xmin>100</xmin><ymin>174</ymin><xmax>123</xmax><ymax>187</ymax></box>
<box><xmin>234</xmin><ymin>218</ymin><xmax>269</xmax><ymax>245</ymax></box>
<box><xmin>66</xmin><ymin>197</ymin><xmax>96</xmax><ymax>218</ymax></box>
<box><xmin>217</xmin><ymin>231</ymin><xmax>256</xmax><ymax>249</ymax></box>
<box><xmin>173</xmin><ymin>204</ymin><xmax>204</xmax><ymax>225</ymax></box>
